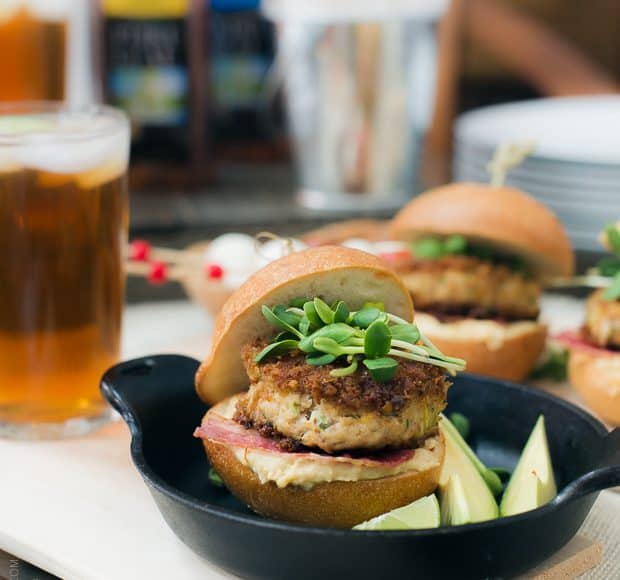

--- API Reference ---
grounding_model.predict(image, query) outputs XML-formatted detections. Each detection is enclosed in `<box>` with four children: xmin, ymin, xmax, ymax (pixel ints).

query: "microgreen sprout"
<box><xmin>255</xmin><ymin>298</ymin><xmax>466</xmax><ymax>382</ymax></box>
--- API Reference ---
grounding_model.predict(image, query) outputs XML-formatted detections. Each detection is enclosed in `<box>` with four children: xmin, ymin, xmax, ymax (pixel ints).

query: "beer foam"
<box><xmin>1</xmin><ymin>112</ymin><xmax>129</xmax><ymax>183</ymax></box>
<box><xmin>0</xmin><ymin>0</ymin><xmax>71</xmax><ymax>23</ymax></box>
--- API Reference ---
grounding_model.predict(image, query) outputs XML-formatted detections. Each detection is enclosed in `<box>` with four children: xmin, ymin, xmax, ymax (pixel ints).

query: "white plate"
<box><xmin>456</xmin><ymin>96</ymin><xmax>620</xmax><ymax>166</ymax></box>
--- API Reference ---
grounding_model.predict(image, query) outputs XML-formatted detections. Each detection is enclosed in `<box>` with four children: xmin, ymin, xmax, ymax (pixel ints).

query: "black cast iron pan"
<box><xmin>101</xmin><ymin>355</ymin><xmax>620</xmax><ymax>580</ymax></box>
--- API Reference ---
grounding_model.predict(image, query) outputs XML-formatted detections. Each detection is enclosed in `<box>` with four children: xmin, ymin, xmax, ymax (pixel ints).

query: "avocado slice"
<box><xmin>500</xmin><ymin>415</ymin><xmax>557</xmax><ymax>517</ymax></box>
<box><xmin>439</xmin><ymin>414</ymin><xmax>503</xmax><ymax>496</ymax></box>
<box><xmin>439</xmin><ymin>417</ymin><xmax>499</xmax><ymax>525</ymax></box>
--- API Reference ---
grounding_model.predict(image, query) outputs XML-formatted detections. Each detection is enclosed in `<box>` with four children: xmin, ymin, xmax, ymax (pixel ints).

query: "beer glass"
<box><xmin>0</xmin><ymin>103</ymin><xmax>130</xmax><ymax>438</ymax></box>
<box><xmin>0</xmin><ymin>1</ymin><xmax>69</xmax><ymax>101</ymax></box>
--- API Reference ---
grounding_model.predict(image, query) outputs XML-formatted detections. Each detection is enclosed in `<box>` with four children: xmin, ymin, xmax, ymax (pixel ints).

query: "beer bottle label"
<box><xmin>102</xmin><ymin>0</ymin><xmax>190</xmax><ymax>127</ymax></box>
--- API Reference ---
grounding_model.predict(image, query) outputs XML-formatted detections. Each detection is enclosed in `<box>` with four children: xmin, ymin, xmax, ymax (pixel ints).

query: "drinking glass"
<box><xmin>0</xmin><ymin>103</ymin><xmax>130</xmax><ymax>438</ymax></box>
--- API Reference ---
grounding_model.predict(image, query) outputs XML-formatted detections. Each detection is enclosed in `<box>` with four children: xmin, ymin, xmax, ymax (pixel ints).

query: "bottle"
<box><xmin>98</xmin><ymin>0</ymin><xmax>210</xmax><ymax>189</ymax></box>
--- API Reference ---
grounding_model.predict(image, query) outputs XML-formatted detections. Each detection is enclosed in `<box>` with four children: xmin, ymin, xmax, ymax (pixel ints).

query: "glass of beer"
<box><xmin>0</xmin><ymin>1</ymin><xmax>69</xmax><ymax>101</ymax></box>
<box><xmin>0</xmin><ymin>103</ymin><xmax>130</xmax><ymax>439</ymax></box>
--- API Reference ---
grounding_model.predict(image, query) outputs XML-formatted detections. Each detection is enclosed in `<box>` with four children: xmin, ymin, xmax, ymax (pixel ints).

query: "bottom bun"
<box><xmin>415</xmin><ymin>313</ymin><xmax>546</xmax><ymax>382</ymax></box>
<box><xmin>200</xmin><ymin>398</ymin><xmax>444</xmax><ymax>528</ymax></box>
<box><xmin>568</xmin><ymin>348</ymin><xmax>620</xmax><ymax>426</ymax></box>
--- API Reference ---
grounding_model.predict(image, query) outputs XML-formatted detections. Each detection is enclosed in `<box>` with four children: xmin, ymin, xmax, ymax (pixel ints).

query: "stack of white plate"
<box><xmin>454</xmin><ymin>96</ymin><xmax>620</xmax><ymax>251</ymax></box>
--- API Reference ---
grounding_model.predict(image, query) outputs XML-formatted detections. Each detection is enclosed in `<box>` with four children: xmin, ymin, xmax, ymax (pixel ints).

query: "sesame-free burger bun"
<box><xmin>568</xmin><ymin>348</ymin><xmax>620</xmax><ymax>425</ymax></box>
<box><xmin>390</xmin><ymin>183</ymin><xmax>574</xmax><ymax>278</ymax></box>
<box><xmin>196</xmin><ymin>246</ymin><xmax>413</xmax><ymax>404</ymax></box>
<box><xmin>416</xmin><ymin>313</ymin><xmax>547</xmax><ymax>382</ymax></box>
<box><xmin>199</xmin><ymin>396</ymin><xmax>444</xmax><ymax>528</ymax></box>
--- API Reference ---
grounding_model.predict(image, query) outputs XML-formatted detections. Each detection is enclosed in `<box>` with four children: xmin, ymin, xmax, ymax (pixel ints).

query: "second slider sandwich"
<box><xmin>194</xmin><ymin>246</ymin><xmax>464</xmax><ymax>527</ymax></box>
<box><xmin>389</xmin><ymin>183</ymin><xmax>574</xmax><ymax>381</ymax></box>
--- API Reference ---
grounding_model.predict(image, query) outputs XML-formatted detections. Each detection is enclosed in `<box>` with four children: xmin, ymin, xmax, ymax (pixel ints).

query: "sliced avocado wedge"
<box><xmin>439</xmin><ymin>414</ymin><xmax>503</xmax><ymax>496</ymax></box>
<box><xmin>500</xmin><ymin>415</ymin><xmax>557</xmax><ymax>517</ymax></box>
<box><xmin>439</xmin><ymin>418</ymin><xmax>499</xmax><ymax>525</ymax></box>
<box><xmin>353</xmin><ymin>494</ymin><xmax>440</xmax><ymax>531</ymax></box>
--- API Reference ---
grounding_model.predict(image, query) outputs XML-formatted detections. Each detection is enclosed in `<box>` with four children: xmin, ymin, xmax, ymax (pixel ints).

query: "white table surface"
<box><xmin>0</xmin><ymin>298</ymin><xmax>618</xmax><ymax>580</ymax></box>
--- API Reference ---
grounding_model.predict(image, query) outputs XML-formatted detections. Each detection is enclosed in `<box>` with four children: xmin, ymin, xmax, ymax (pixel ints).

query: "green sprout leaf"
<box><xmin>298</xmin><ymin>323</ymin><xmax>357</xmax><ymax>353</ymax></box>
<box><xmin>412</xmin><ymin>237</ymin><xmax>444</xmax><ymax>259</ymax></box>
<box><xmin>363</xmin><ymin>357</ymin><xmax>398</xmax><ymax>383</ymax></box>
<box><xmin>449</xmin><ymin>412</ymin><xmax>470</xmax><ymax>440</ymax></box>
<box><xmin>332</xmin><ymin>301</ymin><xmax>350</xmax><ymax>323</ymax></box>
<box><xmin>597</xmin><ymin>256</ymin><xmax>620</xmax><ymax>277</ymax></box>
<box><xmin>390</xmin><ymin>323</ymin><xmax>420</xmax><ymax>344</ymax></box>
<box><xmin>444</xmin><ymin>234</ymin><xmax>467</xmax><ymax>254</ymax></box>
<box><xmin>529</xmin><ymin>347</ymin><xmax>569</xmax><ymax>381</ymax></box>
<box><xmin>273</xmin><ymin>304</ymin><xmax>302</xmax><ymax>328</ymax></box>
<box><xmin>351</xmin><ymin>306</ymin><xmax>383</xmax><ymax>328</ymax></box>
<box><xmin>303</xmin><ymin>301</ymin><xmax>322</xmax><ymax>328</ymax></box>
<box><xmin>290</xmin><ymin>297</ymin><xmax>308</xmax><ymax>308</ymax></box>
<box><xmin>330</xmin><ymin>358</ymin><xmax>358</xmax><ymax>377</ymax></box>
<box><xmin>312</xmin><ymin>337</ymin><xmax>343</xmax><ymax>356</ymax></box>
<box><xmin>603</xmin><ymin>272</ymin><xmax>620</xmax><ymax>301</ymax></box>
<box><xmin>314</xmin><ymin>297</ymin><xmax>335</xmax><ymax>325</ymax></box>
<box><xmin>298</xmin><ymin>316</ymin><xmax>312</xmax><ymax>335</ymax></box>
<box><xmin>261</xmin><ymin>305</ymin><xmax>303</xmax><ymax>338</ymax></box>
<box><xmin>254</xmin><ymin>340</ymin><xmax>299</xmax><ymax>362</ymax></box>
<box><xmin>208</xmin><ymin>467</ymin><xmax>225</xmax><ymax>487</ymax></box>
<box><xmin>606</xmin><ymin>223</ymin><xmax>620</xmax><ymax>256</ymax></box>
<box><xmin>306</xmin><ymin>353</ymin><xmax>337</xmax><ymax>366</ymax></box>
<box><xmin>364</xmin><ymin>320</ymin><xmax>392</xmax><ymax>358</ymax></box>
<box><xmin>363</xmin><ymin>301</ymin><xmax>385</xmax><ymax>311</ymax></box>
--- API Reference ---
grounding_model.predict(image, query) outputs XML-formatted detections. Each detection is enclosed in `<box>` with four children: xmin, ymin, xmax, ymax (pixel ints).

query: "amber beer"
<box><xmin>0</xmin><ymin>2</ymin><xmax>68</xmax><ymax>101</ymax></box>
<box><xmin>0</xmin><ymin>105</ymin><xmax>129</xmax><ymax>438</ymax></box>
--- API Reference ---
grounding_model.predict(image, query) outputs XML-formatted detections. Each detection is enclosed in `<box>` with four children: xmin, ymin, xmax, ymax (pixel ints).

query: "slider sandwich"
<box><xmin>389</xmin><ymin>183</ymin><xmax>574</xmax><ymax>381</ymax></box>
<box><xmin>194</xmin><ymin>246</ymin><xmax>465</xmax><ymax>527</ymax></box>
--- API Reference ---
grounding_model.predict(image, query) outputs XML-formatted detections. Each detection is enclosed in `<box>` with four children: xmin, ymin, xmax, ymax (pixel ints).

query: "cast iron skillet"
<box><xmin>101</xmin><ymin>355</ymin><xmax>620</xmax><ymax>580</ymax></box>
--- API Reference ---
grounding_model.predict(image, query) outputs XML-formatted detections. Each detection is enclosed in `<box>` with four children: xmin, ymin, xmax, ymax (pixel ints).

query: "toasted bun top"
<box><xmin>389</xmin><ymin>183</ymin><xmax>574</xmax><ymax>278</ymax></box>
<box><xmin>196</xmin><ymin>246</ymin><xmax>414</xmax><ymax>404</ymax></box>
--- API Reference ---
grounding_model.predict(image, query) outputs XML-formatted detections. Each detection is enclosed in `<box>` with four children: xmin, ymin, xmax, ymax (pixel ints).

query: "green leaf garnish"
<box><xmin>390</xmin><ymin>323</ymin><xmax>420</xmax><ymax>344</ymax></box>
<box><xmin>303</xmin><ymin>301</ymin><xmax>322</xmax><ymax>329</ymax></box>
<box><xmin>444</xmin><ymin>234</ymin><xmax>467</xmax><ymax>254</ymax></box>
<box><xmin>363</xmin><ymin>357</ymin><xmax>398</xmax><ymax>382</ymax></box>
<box><xmin>313</xmin><ymin>297</ymin><xmax>335</xmax><ymax>325</ymax></box>
<box><xmin>364</xmin><ymin>320</ymin><xmax>392</xmax><ymax>358</ymax></box>
<box><xmin>350</xmin><ymin>306</ymin><xmax>383</xmax><ymax>328</ymax></box>
<box><xmin>306</xmin><ymin>353</ymin><xmax>337</xmax><ymax>366</ymax></box>
<box><xmin>254</xmin><ymin>340</ymin><xmax>299</xmax><ymax>362</ymax></box>
<box><xmin>256</xmin><ymin>298</ymin><xmax>466</xmax><ymax>381</ymax></box>
<box><xmin>413</xmin><ymin>237</ymin><xmax>444</xmax><ymax>259</ymax></box>
<box><xmin>363</xmin><ymin>301</ymin><xmax>385</xmax><ymax>311</ymax></box>
<box><xmin>298</xmin><ymin>323</ymin><xmax>357</xmax><ymax>353</ymax></box>
<box><xmin>597</xmin><ymin>256</ymin><xmax>620</xmax><ymax>277</ymax></box>
<box><xmin>273</xmin><ymin>304</ymin><xmax>302</xmax><ymax>328</ymax></box>
<box><xmin>290</xmin><ymin>297</ymin><xmax>308</xmax><ymax>308</ymax></box>
<box><xmin>529</xmin><ymin>347</ymin><xmax>569</xmax><ymax>381</ymax></box>
<box><xmin>330</xmin><ymin>358</ymin><xmax>358</xmax><ymax>377</ymax></box>
<box><xmin>606</xmin><ymin>223</ymin><xmax>620</xmax><ymax>256</ymax></box>
<box><xmin>208</xmin><ymin>467</ymin><xmax>225</xmax><ymax>487</ymax></box>
<box><xmin>603</xmin><ymin>272</ymin><xmax>620</xmax><ymax>301</ymax></box>
<box><xmin>261</xmin><ymin>305</ymin><xmax>303</xmax><ymax>339</ymax></box>
<box><xmin>332</xmin><ymin>301</ymin><xmax>350</xmax><ymax>323</ymax></box>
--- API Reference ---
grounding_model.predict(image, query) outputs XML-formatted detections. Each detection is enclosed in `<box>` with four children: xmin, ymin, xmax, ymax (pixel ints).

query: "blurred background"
<box><xmin>1</xmin><ymin>0</ymin><xmax>619</xmax><ymax>301</ymax></box>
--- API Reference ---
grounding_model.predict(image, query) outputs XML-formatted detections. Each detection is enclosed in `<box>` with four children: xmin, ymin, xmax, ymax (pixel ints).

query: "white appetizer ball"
<box><xmin>254</xmin><ymin>238</ymin><xmax>307</xmax><ymax>270</ymax></box>
<box><xmin>203</xmin><ymin>233</ymin><xmax>257</xmax><ymax>289</ymax></box>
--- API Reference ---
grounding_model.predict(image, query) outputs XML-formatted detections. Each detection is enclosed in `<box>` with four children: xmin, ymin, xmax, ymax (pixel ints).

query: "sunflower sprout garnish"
<box><xmin>255</xmin><ymin>299</ymin><xmax>466</xmax><ymax>382</ymax></box>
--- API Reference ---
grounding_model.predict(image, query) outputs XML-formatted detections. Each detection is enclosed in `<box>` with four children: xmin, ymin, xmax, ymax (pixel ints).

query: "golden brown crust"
<box><xmin>420</xmin><ymin>318</ymin><xmax>547</xmax><ymax>381</ymax></box>
<box><xmin>202</xmin><ymin>429</ymin><xmax>443</xmax><ymax>528</ymax></box>
<box><xmin>196</xmin><ymin>246</ymin><xmax>414</xmax><ymax>404</ymax></box>
<box><xmin>567</xmin><ymin>349</ymin><xmax>620</xmax><ymax>425</ymax></box>
<box><xmin>389</xmin><ymin>183</ymin><xmax>574</xmax><ymax>278</ymax></box>
<box><xmin>301</xmin><ymin>219</ymin><xmax>390</xmax><ymax>246</ymax></box>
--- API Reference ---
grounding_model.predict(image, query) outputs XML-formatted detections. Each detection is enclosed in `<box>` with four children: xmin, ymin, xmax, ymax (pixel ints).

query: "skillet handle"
<box><xmin>554</xmin><ymin>428</ymin><xmax>620</xmax><ymax>504</ymax></box>
<box><xmin>100</xmin><ymin>355</ymin><xmax>201</xmax><ymax>436</ymax></box>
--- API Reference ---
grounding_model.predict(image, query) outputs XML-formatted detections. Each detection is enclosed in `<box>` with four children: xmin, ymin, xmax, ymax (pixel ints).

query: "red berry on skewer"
<box><xmin>205</xmin><ymin>263</ymin><xmax>224</xmax><ymax>280</ymax></box>
<box><xmin>148</xmin><ymin>261</ymin><xmax>168</xmax><ymax>285</ymax></box>
<box><xmin>130</xmin><ymin>239</ymin><xmax>151</xmax><ymax>261</ymax></box>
